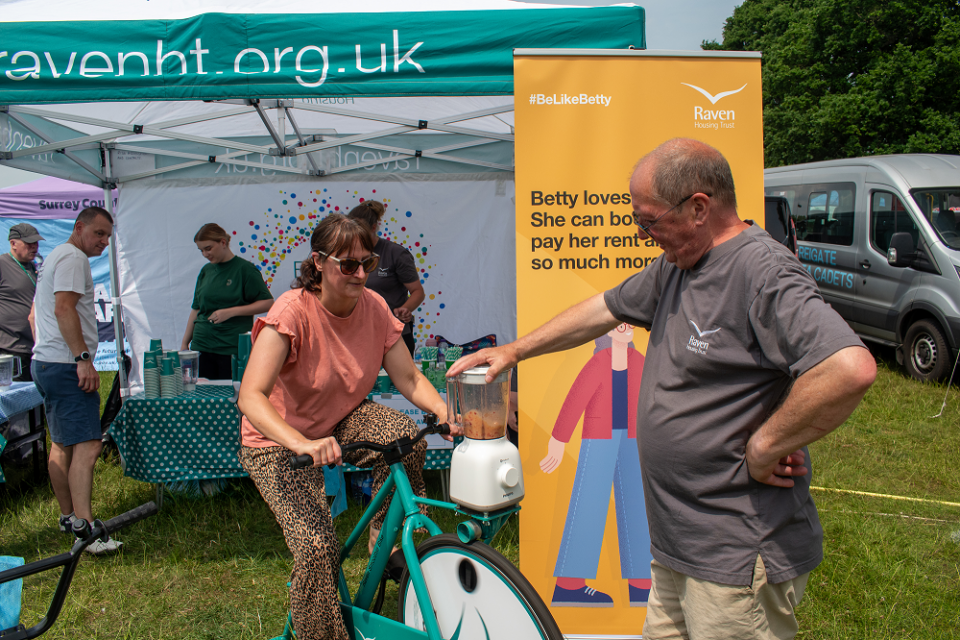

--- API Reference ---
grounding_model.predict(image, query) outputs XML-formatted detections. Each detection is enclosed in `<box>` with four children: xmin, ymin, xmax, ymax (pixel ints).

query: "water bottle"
<box><xmin>437</xmin><ymin>342</ymin><xmax>448</xmax><ymax>371</ymax></box>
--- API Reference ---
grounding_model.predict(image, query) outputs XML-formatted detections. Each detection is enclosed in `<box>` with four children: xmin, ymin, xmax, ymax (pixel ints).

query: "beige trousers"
<box><xmin>642</xmin><ymin>556</ymin><xmax>809</xmax><ymax>640</ymax></box>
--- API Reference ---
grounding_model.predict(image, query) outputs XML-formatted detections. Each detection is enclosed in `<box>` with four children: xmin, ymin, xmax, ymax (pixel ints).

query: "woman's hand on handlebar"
<box><xmin>293</xmin><ymin>436</ymin><xmax>342</xmax><ymax>467</ymax></box>
<box><xmin>442</xmin><ymin>421</ymin><xmax>462</xmax><ymax>441</ymax></box>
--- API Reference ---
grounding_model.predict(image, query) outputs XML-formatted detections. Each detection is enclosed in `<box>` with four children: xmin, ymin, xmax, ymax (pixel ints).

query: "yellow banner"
<box><xmin>514</xmin><ymin>52</ymin><xmax>763</xmax><ymax>637</ymax></box>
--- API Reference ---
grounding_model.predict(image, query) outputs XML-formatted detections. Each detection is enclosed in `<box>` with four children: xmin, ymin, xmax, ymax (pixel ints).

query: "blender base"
<box><xmin>449</xmin><ymin>436</ymin><xmax>525</xmax><ymax>512</ymax></box>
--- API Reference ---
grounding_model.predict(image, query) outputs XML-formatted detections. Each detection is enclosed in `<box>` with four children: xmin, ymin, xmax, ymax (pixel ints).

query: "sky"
<box><xmin>515</xmin><ymin>0</ymin><xmax>743</xmax><ymax>51</ymax></box>
<box><xmin>0</xmin><ymin>1</ymin><xmax>742</xmax><ymax>189</ymax></box>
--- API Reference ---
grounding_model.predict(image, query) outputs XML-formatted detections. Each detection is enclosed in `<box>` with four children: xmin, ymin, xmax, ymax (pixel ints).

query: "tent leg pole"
<box><xmin>102</xmin><ymin>149</ymin><xmax>128</xmax><ymax>395</ymax></box>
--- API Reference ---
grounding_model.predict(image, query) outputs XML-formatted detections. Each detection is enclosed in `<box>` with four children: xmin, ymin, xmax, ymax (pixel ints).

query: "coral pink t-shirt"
<box><xmin>240</xmin><ymin>287</ymin><xmax>404</xmax><ymax>448</ymax></box>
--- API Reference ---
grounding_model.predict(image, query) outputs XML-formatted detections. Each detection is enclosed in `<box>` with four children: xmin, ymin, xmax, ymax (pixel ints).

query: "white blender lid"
<box><xmin>459</xmin><ymin>365</ymin><xmax>510</xmax><ymax>385</ymax></box>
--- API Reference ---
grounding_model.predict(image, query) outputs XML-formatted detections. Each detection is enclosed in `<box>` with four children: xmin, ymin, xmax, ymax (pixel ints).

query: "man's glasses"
<box><xmin>632</xmin><ymin>192</ymin><xmax>712</xmax><ymax>234</ymax></box>
<box><xmin>317</xmin><ymin>250</ymin><xmax>379</xmax><ymax>276</ymax></box>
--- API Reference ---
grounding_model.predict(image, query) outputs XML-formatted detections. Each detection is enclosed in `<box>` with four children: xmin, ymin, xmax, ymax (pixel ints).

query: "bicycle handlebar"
<box><xmin>0</xmin><ymin>502</ymin><xmax>158</xmax><ymax>640</ymax></box>
<box><xmin>289</xmin><ymin>414</ymin><xmax>450</xmax><ymax>470</ymax></box>
<box><xmin>100</xmin><ymin>501</ymin><xmax>159</xmax><ymax>539</ymax></box>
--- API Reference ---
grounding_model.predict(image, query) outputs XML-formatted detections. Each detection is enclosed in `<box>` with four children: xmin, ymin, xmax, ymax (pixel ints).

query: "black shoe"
<box><xmin>385</xmin><ymin>549</ymin><xmax>407</xmax><ymax>584</ymax></box>
<box><xmin>58</xmin><ymin>514</ymin><xmax>77</xmax><ymax>534</ymax></box>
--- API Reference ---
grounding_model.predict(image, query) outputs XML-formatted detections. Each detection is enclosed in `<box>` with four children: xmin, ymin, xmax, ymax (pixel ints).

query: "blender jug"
<box><xmin>446</xmin><ymin>366</ymin><xmax>524</xmax><ymax>511</ymax></box>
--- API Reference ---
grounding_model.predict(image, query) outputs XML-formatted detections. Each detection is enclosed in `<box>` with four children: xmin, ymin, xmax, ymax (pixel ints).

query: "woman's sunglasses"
<box><xmin>317</xmin><ymin>250</ymin><xmax>380</xmax><ymax>276</ymax></box>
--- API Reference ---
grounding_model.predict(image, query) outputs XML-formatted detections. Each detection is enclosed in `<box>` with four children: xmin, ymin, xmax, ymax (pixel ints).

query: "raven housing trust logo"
<box><xmin>682</xmin><ymin>82</ymin><xmax>746</xmax><ymax>131</ymax></box>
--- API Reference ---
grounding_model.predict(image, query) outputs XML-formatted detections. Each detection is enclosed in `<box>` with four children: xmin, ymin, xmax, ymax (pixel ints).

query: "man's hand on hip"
<box><xmin>77</xmin><ymin>360</ymin><xmax>100</xmax><ymax>392</ymax></box>
<box><xmin>745</xmin><ymin>443</ymin><xmax>808</xmax><ymax>488</ymax></box>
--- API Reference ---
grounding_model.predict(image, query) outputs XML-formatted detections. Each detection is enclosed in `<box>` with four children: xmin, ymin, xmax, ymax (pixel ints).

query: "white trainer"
<box><xmin>85</xmin><ymin>537</ymin><xmax>123</xmax><ymax>555</ymax></box>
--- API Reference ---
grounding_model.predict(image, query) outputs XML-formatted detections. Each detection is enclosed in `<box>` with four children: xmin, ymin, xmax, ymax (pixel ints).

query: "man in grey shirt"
<box><xmin>1</xmin><ymin>222</ymin><xmax>45</xmax><ymax>381</ymax></box>
<box><xmin>450</xmin><ymin>138</ymin><xmax>876</xmax><ymax>639</ymax></box>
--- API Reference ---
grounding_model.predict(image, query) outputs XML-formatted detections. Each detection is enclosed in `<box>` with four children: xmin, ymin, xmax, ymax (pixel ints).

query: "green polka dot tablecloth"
<box><xmin>109</xmin><ymin>385</ymin><xmax>246</xmax><ymax>484</ymax></box>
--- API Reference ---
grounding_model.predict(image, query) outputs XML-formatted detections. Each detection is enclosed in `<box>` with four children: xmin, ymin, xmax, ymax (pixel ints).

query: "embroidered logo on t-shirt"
<box><xmin>377</xmin><ymin>268</ymin><xmax>390</xmax><ymax>277</ymax></box>
<box><xmin>225</xmin><ymin>279</ymin><xmax>233</xmax><ymax>286</ymax></box>
<box><xmin>687</xmin><ymin>320</ymin><xmax>720</xmax><ymax>355</ymax></box>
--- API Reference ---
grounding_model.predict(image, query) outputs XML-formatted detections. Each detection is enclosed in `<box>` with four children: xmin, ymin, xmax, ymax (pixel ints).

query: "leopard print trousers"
<box><xmin>239</xmin><ymin>399</ymin><xmax>428</xmax><ymax>640</ymax></box>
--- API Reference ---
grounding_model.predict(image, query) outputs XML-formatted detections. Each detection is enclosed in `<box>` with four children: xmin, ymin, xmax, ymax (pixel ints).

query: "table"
<box><xmin>109</xmin><ymin>385</ymin><xmax>251</xmax><ymax>506</ymax></box>
<box><xmin>0</xmin><ymin>382</ymin><xmax>46</xmax><ymax>484</ymax></box>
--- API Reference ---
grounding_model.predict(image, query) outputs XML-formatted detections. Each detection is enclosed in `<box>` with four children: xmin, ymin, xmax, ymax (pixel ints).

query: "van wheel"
<box><xmin>903</xmin><ymin>319</ymin><xmax>950</xmax><ymax>382</ymax></box>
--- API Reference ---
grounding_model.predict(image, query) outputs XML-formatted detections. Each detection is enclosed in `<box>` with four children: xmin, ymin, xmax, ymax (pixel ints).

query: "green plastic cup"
<box><xmin>238</xmin><ymin>332</ymin><xmax>252</xmax><ymax>365</ymax></box>
<box><xmin>160</xmin><ymin>357</ymin><xmax>174</xmax><ymax>376</ymax></box>
<box><xmin>149</xmin><ymin>338</ymin><xmax>163</xmax><ymax>352</ymax></box>
<box><xmin>143</xmin><ymin>351</ymin><xmax>157</xmax><ymax>368</ymax></box>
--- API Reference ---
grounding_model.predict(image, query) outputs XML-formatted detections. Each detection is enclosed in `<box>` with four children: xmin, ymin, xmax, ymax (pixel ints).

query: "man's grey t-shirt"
<box><xmin>0</xmin><ymin>252</ymin><xmax>38</xmax><ymax>354</ymax></box>
<box><xmin>604</xmin><ymin>223</ymin><xmax>864</xmax><ymax>585</ymax></box>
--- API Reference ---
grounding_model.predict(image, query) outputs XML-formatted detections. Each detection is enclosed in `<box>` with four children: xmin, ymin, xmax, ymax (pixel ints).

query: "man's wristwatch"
<box><xmin>74</xmin><ymin>351</ymin><xmax>91</xmax><ymax>362</ymax></box>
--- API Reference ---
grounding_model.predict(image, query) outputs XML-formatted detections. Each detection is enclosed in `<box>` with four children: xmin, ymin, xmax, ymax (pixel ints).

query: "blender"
<box><xmin>446</xmin><ymin>366</ymin><xmax>524</xmax><ymax>511</ymax></box>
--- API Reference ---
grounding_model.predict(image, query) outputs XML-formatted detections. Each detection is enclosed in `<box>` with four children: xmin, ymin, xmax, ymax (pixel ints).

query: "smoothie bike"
<box><xmin>283</xmin><ymin>365</ymin><xmax>561</xmax><ymax>640</ymax></box>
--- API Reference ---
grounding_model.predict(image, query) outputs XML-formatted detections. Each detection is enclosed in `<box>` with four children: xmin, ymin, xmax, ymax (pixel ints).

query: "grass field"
<box><xmin>1</xmin><ymin>346</ymin><xmax>959</xmax><ymax>639</ymax></box>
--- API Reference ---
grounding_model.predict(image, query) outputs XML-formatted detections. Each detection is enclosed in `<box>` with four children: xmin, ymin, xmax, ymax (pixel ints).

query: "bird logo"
<box><xmin>690</xmin><ymin>320</ymin><xmax>721</xmax><ymax>338</ymax></box>
<box><xmin>681</xmin><ymin>83</ymin><xmax>747</xmax><ymax>105</ymax></box>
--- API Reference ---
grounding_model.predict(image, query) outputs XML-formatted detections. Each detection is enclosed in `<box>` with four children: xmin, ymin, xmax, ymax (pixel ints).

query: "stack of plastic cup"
<box><xmin>377</xmin><ymin>368</ymin><xmax>391</xmax><ymax>395</ymax></box>
<box><xmin>238</xmin><ymin>332</ymin><xmax>252</xmax><ymax>365</ymax></box>
<box><xmin>159</xmin><ymin>357</ymin><xmax>177</xmax><ymax>397</ymax></box>
<box><xmin>143</xmin><ymin>351</ymin><xmax>160</xmax><ymax>399</ymax></box>
<box><xmin>165</xmin><ymin>350</ymin><xmax>183</xmax><ymax>395</ymax></box>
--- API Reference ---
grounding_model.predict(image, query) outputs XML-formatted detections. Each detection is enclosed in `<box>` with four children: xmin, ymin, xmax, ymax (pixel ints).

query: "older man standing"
<box><xmin>1</xmin><ymin>223</ymin><xmax>44</xmax><ymax>381</ymax></box>
<box><xmin>451</xmin><ymin>138</ymin><xmax>876</xmax><ymax>639</ymax></box>
<box><xmin>31</xmin><ymin>206</ymin><xmax>121</xmax><ymax>555</ymax></box>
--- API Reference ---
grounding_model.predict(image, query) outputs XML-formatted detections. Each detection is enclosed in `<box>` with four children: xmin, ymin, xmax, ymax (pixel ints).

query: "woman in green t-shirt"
<box><xmin>180</xmin><ymin>223</ymin><xmax>274</xmax><ymax>379</ymax></box>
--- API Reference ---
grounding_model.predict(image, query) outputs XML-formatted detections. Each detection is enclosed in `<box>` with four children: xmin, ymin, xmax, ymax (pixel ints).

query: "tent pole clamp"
<box><xmin>133</xmin><ymin>125</ymin><xmax>144</xmax><ymax>134</ymax></box>
<box><xmin>419</xmin><ymin>120</ymin><xmax>428</xmax><ymax>129</ymax></box>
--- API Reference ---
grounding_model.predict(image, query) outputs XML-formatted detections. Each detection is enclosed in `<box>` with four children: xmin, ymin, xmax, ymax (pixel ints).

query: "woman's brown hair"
<box><xmin>347</xmin><ymin>200</ymin><xmax>386</xmax><ymax>230</ymax></box>
<box><xmin>194</xmin><ymin>223</ymin><xmax>230</xmax><ymax>244</ymax></box>
<box><xmin>294</xmin><ymin>214</ymin><xmax>376</xmax><ymax>292</ymax></box>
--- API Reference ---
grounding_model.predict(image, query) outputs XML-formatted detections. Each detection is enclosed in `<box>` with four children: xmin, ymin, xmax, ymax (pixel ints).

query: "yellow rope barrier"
<box><xmin>810</xmin><ymin>486</ymin><xmax>960</xmax><ymax>508</ymax></box>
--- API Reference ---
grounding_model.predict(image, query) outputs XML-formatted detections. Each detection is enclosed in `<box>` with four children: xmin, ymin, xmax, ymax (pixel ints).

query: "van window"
<box><xmin>796</xmin><ymin>185</ymin><xmax>855</xmax><ymax>246</ymax></box>
<box><xmin>911</xmin><ymin>188</ymin><xmax>960</xmax><ymax>250</ymax></box>
<box><xmin>870</xmin><ymin>191</ymin><xmax>919</xmax><ymax>253</ymax></box>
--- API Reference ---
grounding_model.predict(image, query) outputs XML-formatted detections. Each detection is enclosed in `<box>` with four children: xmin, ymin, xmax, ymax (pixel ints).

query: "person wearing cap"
<box><xmin>1</xmin><ymin>222</ymin><xmax>44</xmax><ymax>381</ymax></box>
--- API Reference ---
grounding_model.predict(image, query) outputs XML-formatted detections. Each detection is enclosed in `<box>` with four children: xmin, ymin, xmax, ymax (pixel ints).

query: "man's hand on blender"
<box><xmin>445</xmin><ymin>343</ymin><xmax>522</xmax><ymax>382</ymax></box>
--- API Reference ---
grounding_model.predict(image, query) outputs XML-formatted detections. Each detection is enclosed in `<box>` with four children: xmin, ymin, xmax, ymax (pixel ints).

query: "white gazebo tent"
<box><xmin>0</xmin><ymin>0</ymin><xmax>646</xmax><ymax>391</ymax></box>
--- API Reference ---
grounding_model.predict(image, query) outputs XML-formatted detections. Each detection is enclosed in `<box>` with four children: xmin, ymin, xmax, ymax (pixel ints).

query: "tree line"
<box><xmin>703</xmin><ymin>0</ymin><xmax>960</xmax><ymax>167</ymax></box>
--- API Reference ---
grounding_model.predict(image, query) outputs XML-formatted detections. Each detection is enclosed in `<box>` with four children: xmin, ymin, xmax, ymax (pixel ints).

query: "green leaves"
<box><xmin>714</xmin><ymin>0</ymin><xmax>960</xmax><ymax>166</ymax></box>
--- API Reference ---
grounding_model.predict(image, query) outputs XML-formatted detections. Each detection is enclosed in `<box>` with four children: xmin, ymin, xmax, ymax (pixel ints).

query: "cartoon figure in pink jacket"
<box><xmin>542</xmin><ymin>323</ymin><xmax>652</xmax><ymax>608</ymax></box>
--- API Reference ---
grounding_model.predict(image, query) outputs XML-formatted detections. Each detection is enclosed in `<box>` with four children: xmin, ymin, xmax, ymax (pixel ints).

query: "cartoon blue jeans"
<box><xmin>553</xmin><ymin>430</ymin><xmax>651</xmax><ymax>580</ymax></box>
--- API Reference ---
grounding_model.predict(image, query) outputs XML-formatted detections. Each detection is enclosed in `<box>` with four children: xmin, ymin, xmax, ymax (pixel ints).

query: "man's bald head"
<box><xmin>632</xmin><ymin>138</ymin><xmax>737</xmax><ymax>211</ymax></box>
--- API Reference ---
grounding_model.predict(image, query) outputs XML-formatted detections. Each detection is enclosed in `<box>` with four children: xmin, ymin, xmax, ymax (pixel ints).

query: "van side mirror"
<box><xmin>887</xmin><ymin>232</ymin><xmax>915</xmax><ymax>267</ymax></box>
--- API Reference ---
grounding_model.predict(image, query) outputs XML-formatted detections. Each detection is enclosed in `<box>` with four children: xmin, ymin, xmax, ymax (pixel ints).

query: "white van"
<box><xmin>764</xmin><ymin>155</ymin><xmax>960</xmax><ymax>382</ymax></box>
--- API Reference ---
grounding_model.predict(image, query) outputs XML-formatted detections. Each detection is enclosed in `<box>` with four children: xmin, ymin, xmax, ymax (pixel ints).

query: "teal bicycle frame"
<box><xmin>279</xmin><ymin>425</ymin><xmax>520</xmax><ymax>640</ymax></box>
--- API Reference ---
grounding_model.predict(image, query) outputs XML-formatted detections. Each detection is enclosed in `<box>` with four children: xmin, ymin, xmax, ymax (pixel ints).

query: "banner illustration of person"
<box><xmin>541</xmin><ymin>323</ymin><xmax>652</xmax><ymax>607</ymax></box>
